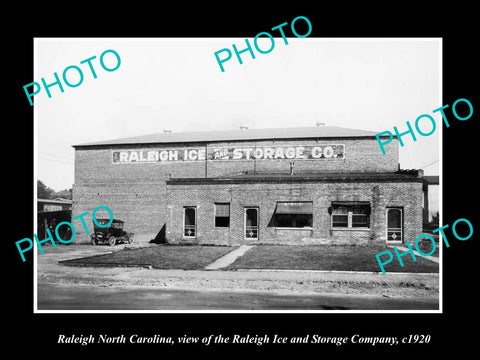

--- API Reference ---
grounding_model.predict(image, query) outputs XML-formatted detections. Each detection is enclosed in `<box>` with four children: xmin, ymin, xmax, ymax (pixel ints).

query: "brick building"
<box><xmin>72</xmin><ymin>125</ymin><xmax>424</xmax><ymax>246</ymax></box>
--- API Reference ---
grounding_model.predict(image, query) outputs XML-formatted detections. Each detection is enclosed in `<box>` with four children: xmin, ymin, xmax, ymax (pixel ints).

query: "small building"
<box><xmin>38</xmin><ymin>198</ymin><xmax>72</xmax><ymax>212</ymax></box>
<box><xmin>37</xmin><ymin>198</ymin><xmax>73</xmax><ymax>240</ymax></box>
<box><xmin>166</xmin><ymin>171</ymin><xmax>423</xmax><ymax>245</ymax></box>
<box><xmin>72</xmin><ymin>125</ymin><xmax>426</xmax><ymax>246</ymax></box>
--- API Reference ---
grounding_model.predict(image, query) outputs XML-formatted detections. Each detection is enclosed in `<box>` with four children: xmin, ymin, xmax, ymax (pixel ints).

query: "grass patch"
<box><xmin>60</xmin><ymin>245</ymin><xmax>238</xmax><ymax>270</ymax></box>
<box><xmin>416</xmin><ymin>238</ymin><xmax>440</xmax><ymax>257</ymax></box>
<box><xmin>224</xmin><ymin>245</ymin><xmax>439</xmax><ymax>273</ymax></box>
<box><xmin>60</xmin><ymin>244</ymin><xmax>439</xmax><ymax>273</ymax></box>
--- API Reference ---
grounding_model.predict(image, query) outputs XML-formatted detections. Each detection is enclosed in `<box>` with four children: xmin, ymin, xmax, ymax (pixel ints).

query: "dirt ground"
<box><xmin>36</xmin><ymin>243</ymin><xmax>440</xmax><ymax>300</ymax></box>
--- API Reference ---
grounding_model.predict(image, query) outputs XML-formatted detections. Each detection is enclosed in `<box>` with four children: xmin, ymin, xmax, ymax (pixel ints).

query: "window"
<box><xmin>352</xmin><ymin>205</ymin><xmax>369</xmax><ymax>227</ymax></box>
<box><xmin>183</xmin><ymin>207</ymin><xmax>196</xmax><ymax>238</ymax></box>
<box><xmin>331</xmin><ymin>202</ymin><xmax>370</xmax><ymax>228</ymax></box>
<box><xmin>332</xmin><ymin>205</ymin><xmax>348</xmax><ymax>227</ymax></box>
<box><xmin>273</xmin><ymin>202</ymin><xmax>313</xmax><ymax>228</ymax></box>
<box><xmin>214</xmin><ymin>203</ymin><xmax>230</xmax><ymax>227</ymax></box>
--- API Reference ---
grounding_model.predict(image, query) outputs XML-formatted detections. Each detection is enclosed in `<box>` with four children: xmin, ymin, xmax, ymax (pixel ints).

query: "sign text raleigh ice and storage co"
<box><xmin>112</xmin><ymin>145</ymin><xmax>345</xmax><ymax>163</ymax></box>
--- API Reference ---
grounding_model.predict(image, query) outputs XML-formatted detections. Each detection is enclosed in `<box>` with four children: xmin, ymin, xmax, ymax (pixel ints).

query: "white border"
<box><xmin>33</xmin><ymin>37</ymin><xmax>442</xmax><ymax>314</ymax></box>
<box><xmin>33</xmin><ymin>38</ymin><xmax>38</xmax><ymax>313</ymax></box>
<box><xmin>438</xmin><ymin>37</ymin><xmax>443</xmax><ymax>314</ymax></box>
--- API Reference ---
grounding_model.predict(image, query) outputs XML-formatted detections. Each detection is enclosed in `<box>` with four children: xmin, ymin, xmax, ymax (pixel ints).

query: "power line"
<box><xmin>38</xmin><ymin>151</ymin><xmax>73</xmax><ymax>161</ymax></box>
<box><xmin>418</xmin><ymin>159</ymin><xmax>439</xmax><ymax>169</ymax></box>
<box><xmin>38</xmin><ymin>157</ymin><xmax>74</xmax><ymax>165</ymax></box>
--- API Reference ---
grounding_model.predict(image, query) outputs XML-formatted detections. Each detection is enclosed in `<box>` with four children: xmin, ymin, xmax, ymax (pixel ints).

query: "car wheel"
<box><xmin>108</xmin><ymin>236</ymin><xmax>116</xmax><ymax>247</ymax></box>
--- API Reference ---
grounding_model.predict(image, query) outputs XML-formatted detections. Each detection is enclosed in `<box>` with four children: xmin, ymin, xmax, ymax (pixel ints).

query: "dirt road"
<box><xmin>36</xmin><ymin>244</ymin><xmax>439</xmax><ymax>311</ymax></box>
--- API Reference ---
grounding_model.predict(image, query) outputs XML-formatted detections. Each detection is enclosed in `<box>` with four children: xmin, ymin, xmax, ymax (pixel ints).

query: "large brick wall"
<box><xmin>165</xmin><ymin>179</ymin><xmax>423</xmax><ymax>246</ymax></box>
<box><xmin>72</xmin><ymin>137</ymin><xmax>400</xmax><ymax>243</ymax></box>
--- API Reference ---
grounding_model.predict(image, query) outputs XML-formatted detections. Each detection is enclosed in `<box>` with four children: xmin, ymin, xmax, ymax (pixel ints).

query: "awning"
<box><xmin>275</xmin><ymin>202</ymin><xmax>313</xmax><ymax>214</ymax></box>
<box><xmin>331</xmin><ymin>201</ymin><xmax>370</xmax><ymax>206</ymax></box>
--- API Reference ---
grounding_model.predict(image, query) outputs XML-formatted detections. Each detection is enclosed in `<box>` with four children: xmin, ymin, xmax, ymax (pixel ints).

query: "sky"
<box><xmin>35</xmin><ymin>38</ymin><xmax>441</xmax><ymax>193</ymax></box>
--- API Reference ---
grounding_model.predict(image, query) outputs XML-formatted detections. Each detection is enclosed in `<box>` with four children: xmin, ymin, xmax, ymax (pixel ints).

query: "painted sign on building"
<box><xmin>43</xmin><ymin>204</ymin><xmax>63</xmax><ymax>212</ymax></box>
<box><xmin>112</xmin><ymin>145</ymin><xmax>345</xmax><ymax>164</ymax></box>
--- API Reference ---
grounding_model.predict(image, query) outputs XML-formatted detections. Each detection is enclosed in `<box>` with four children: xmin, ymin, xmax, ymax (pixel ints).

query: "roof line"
<box><xmin>72</xmin><ymin>135</ymin><xmax>389</xmax><ymax>148</ymax></box>
<box><xmin>72</xmin><ymin>125</ymin><xmax>392</xmax><ymax>148</ymax></box>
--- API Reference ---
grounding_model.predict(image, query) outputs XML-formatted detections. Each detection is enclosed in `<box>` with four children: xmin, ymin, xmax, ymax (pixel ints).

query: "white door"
<box><xmin>244</xmin><ymin>207</ymin><xmax>258</xmax><ymax>240</ymax></box>
<box><xmin>386</xmin><ymin>208</ymin><xmax>403</xmax><ymax>242</ymax></box>
<box><xmin>183</xmin><ymin>207</ymin><xmax>196</xmax><ymax>238</ymax></box>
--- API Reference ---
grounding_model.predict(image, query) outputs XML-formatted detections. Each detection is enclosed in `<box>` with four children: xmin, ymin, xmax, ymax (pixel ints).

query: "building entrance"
<box><xmin>245</xmin><ymin>207</ymin><xmax>259</xmax><ymax>240</ymax></box>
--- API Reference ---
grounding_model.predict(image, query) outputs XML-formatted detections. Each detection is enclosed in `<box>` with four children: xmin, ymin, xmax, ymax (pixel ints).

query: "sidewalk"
<box><xmin>205</xmin><ymin>245</ymin><xmax>254</xmax><ymax>270</ymax></box>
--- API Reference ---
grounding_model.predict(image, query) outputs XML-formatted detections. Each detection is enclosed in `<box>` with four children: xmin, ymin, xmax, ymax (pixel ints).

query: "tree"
<box><xmin>54</xmin><ymin>188</ymin><xmax>73</xmax><ymax>200</ymax></box>
<box><xmin>37</xmin><ymin>180</ymin><xmax>55</xmax><ymax>199</ymax></box>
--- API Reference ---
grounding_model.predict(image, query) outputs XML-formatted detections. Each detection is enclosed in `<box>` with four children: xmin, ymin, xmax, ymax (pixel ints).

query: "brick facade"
<box><xmin>72</xmin><ymin>131</ymin><xmax>422</xmax><ymax>246</ymax></box>
<box><xmin>165</xmin><ymin>177</ymin><xmax>423</xmax><ymax>246</ymax></box>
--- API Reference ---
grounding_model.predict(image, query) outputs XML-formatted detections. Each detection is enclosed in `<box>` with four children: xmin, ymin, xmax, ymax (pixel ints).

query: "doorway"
<box><xmin>244</xmin><ymin>207</ymin><xmax>259</xmax><ymax>240</ymax></box>
<box><xmin>386</xmin><ymin>207</ymin><xmax>403</xmax><ymax>242</ymax></box>
<box><xmin>183</xmin><ymin>206</ymin><xmax>196</xmax><ymax>238</ymax></box>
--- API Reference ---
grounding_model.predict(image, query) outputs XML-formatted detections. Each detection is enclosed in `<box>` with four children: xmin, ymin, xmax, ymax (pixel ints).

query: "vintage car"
<box><xmin>90</xmin><ymin>219</ymin><xmax>134</xmax><ymax>246</ymax></box>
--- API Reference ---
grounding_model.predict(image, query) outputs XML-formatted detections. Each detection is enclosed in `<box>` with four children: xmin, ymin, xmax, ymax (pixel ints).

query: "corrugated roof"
<box><xmin>73</xmin><ymin>126</ymin><xmax>384</xmax><ymax>148</ymax></box>
<box><xmin>37</xmin><ymin>198</ymin><xmax>73</xmax><ymax>204</ymax></box>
